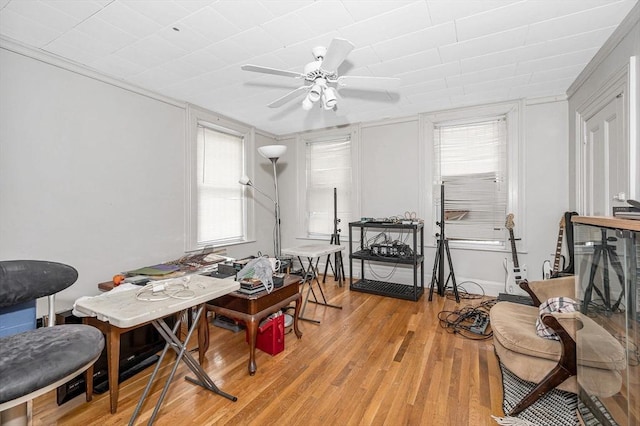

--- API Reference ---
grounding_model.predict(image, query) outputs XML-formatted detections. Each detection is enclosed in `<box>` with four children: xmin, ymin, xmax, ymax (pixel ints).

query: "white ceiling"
<box><xmin>0</xmin><ymin>0</ymin><xmax>637</xmax><ymax>135</ymax></box>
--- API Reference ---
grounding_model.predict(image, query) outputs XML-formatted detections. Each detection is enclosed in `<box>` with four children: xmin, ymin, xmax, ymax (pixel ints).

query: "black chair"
<box><xmin>0</xmin><ymin>260</ymin><xmax>104</xmax><ymax>424</ymax></box>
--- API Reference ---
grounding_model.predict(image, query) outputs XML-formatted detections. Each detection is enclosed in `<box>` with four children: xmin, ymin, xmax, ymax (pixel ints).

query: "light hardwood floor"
<box><xmin>33</xmin><ymin>279</ymin><xmax>504</xmax><ymax>425</ymax></box>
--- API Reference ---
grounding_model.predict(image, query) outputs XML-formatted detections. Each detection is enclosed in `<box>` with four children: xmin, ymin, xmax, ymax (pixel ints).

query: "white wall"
<box><xmin>279</xmin><ymin>99</ymin><xmax>569</xmax><ymax>296</ymax></box>
<box><xmin>0</xmin><ymin>47</ymin><xmax>271</xmax><ymax>313</ymax></box>
<box><xmin>360</xmin><ymin>119</ymin><xmax>421</xmax><ymax>217</ymax></box>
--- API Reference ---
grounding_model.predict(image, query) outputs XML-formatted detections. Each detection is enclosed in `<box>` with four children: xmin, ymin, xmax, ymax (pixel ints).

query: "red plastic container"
<box><xmin>247</xmin><ymin>314</ymin><xmax>285</xmax><ymax>356</ymax></box>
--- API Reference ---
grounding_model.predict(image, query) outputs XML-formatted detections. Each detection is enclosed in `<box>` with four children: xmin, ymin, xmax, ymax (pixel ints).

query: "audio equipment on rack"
<box><xmin>370</xmin><ymin>241</ymin><xmax>413</xmax><ymax>258</ymax></box>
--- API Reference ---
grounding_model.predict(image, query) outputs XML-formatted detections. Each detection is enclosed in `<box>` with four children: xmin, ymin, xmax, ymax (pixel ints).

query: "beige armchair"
<box><xmin>490</xmin><ymin>277</ymin><xmax>626</xmax><ymax>416</ymax></box>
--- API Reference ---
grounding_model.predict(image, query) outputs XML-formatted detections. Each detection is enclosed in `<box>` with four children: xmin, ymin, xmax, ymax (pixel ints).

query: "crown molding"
<box><xmin>567</xmin><ymin>1</ymin><xmax>640</xmax><ymax>97</ymax></box>
<box><xmin>1</xmin><ymin>36</ymin><xmax>185</xmax><ymax>109</ymax></box>
<box><xmin>1</xmin><ymin>36</ymin><xmax>277</xmax><ymax>137</ymax></box>
<box><xmin>525</xmin><ymin>94</ymin><xmax>567</xmax><ymax>106</ymax></box>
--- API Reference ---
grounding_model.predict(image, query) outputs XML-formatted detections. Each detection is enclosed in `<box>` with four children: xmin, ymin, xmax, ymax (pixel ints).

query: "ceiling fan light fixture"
<box><xmin>308</xmin><ymin>83</ymin><xmax>322</xmax><ymax>102</ymax></box>
<box><xmin>302</xmin><ymin>95</ymin><xmax>314</xmax><ymax>110</ymax></box>
<box><xmin>322</xmin><ymin>87</ymin><xmax>337</xmax><ymax>110</ymax></box>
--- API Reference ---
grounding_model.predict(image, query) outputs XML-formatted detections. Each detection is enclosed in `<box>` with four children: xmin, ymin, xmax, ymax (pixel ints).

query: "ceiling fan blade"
<box><xmin>267</xmin><ymin>85</ymin><xmax>310</xmax><ymax>108</ymax></box>
<box><xmin>320</xmin><ymin>38</ymin><xmax>355</xmax><ymax>74</ymax></box>
<box><xmin>336</xmin><ymin>76</ymin><xmax>401</xmax><ymax>91</ymax></box>
<box><xmin>241</xmin><ymin>64</ymin><xmax>305</xmax><ymax>79</ymax></box>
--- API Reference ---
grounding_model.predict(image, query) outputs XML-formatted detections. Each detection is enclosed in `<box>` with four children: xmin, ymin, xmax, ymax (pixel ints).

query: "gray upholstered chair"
<box><xmin>490</xmin><ymin>276</ymin><xmax>626</xmax><ymax>416</ymax></box>
<box><xmin>0</xmin><ymin>260</ymin><xmax>104</xmax><ymax>425</ymax></box>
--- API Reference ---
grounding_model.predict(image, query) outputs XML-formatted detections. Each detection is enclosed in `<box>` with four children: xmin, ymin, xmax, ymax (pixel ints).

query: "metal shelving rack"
<box><xmin>349</xmin><ymin>221</ymin><xmax>424</xmax><ymax>301</ymax></box>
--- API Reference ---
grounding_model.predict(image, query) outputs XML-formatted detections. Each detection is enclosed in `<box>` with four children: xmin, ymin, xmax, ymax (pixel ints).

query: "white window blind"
<box><xmin>196</xmin><ymin>124</ymin><xmax>245</xmax><ymax>245</ymax></box>
<box><xmin>434</xmin><ymin>117</ymin><xmax>508</xmax><ymax>244</ymax></box>
<box><xmin>305</xmin><ymin>136</ymin><xmax>352</xmax><ymax>237</ymax></box>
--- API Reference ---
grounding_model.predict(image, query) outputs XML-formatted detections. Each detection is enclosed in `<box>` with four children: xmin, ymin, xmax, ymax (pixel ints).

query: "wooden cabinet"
<box><xmin>573</xmin><ymin>216</ymin><xmax>639</xmax><ymax>425</ymax></box>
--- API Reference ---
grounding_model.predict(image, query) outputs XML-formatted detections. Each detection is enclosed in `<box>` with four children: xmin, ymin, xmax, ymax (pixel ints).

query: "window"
<box><xmin>186</xmin><ymin>105</ymin><xmax>254</xmax><ymax>251</ymax></box>
<box><xmin>305</xmin><ymin>136</ymin><xmax>353</xmax><ymax>238</ymax></box>
<box><xmin>425</xmin><ymin>102</ymin><xmax>521</xmax><ymax>248</ymax></box>
<box><xmin>195</xmin><ymin>124</ymin><xmax>245</xmax><ymax>246</ymax></box>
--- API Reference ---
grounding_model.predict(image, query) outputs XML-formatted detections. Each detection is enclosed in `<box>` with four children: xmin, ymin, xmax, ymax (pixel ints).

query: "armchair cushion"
<box><xmin>0</xmin><ymin>324</ymin><xmax>104</xmax><ymax>407</ymax></box>
<box><xmin>493</xmin><ymin>302</ymin><xmax>625</xmax><ymax>369</ymax></box>
<box><xmin>491</xmin><ymin>301</ymin><xmax>626</xmax><ymax>398</ymax></box>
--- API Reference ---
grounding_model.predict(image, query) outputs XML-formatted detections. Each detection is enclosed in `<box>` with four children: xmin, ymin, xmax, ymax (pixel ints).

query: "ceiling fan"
<box><xmin>241</xmin><ymin>38</ymin><xmax>401</xmax><ymax>112</ymax></box>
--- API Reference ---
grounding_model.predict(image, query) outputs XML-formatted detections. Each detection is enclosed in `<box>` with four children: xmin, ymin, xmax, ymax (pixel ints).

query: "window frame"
<box><xmin>186</xmin><ymin>105</ymin><xmax>255</xmax><ymax>251</ymax></box>
<box><xmin>421</xmin><ymin>101</ymin><xmax>523</xmax><ymax>251</ymax></box>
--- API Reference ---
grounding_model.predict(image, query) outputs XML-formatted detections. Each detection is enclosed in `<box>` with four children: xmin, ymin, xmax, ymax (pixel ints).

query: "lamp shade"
<box><xmin>238</xmin><ymin>175</ymin><xmax>251</xmax><ymax>185</ymax></box>
<box><xmin>258</xmin><ymin>145</ymin><xmax>287</xmax><ymax>160</ymax></box>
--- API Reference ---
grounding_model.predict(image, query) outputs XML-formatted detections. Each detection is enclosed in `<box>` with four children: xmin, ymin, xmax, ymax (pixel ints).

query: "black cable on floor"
<box><xmin>437</xmin><ymin>303</ymin><xmax>494</xmax><ymax>340</ymax></box>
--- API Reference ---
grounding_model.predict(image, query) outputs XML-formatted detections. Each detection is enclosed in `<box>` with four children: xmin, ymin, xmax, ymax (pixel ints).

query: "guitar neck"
<box><xmin>509</xmin><ymin>229</ymin><xmax>519</xmax><ymax>268</ymax></box>
<box><xmin>552</xmin><ymin>228</ymin><xmax>564</xmax><ymax>273</ymax></box>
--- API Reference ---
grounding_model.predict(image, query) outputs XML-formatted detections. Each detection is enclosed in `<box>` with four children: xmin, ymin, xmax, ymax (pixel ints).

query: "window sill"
<box><xmin>423</xmin><ymin>242</ymin><xmax>528</xmax><ymax>255</ymax></box>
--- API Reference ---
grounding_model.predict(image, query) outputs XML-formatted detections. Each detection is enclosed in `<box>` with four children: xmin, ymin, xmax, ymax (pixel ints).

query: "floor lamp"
<box><xmin>239</xmin><ymin>144</ymin><xmax>287</xmax><ymax>258</ymax></box>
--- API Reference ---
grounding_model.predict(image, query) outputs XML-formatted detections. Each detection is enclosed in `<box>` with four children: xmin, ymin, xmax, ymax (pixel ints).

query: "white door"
<box><xmin>583</xmin><ymin>93</ymin><xmax>627</xmax><ymax>216</ymax></box>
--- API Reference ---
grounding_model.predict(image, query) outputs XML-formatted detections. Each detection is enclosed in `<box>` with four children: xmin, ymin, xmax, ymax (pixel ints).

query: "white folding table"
<box><xmin>74</xmin><ymin>274</ymin><xmax>240</xmax><ymax>425</ymax></box>
<box><xmin>281</xmin><ymin>244</ymin><xmax>345</xmax><ymax>323</ymax></box>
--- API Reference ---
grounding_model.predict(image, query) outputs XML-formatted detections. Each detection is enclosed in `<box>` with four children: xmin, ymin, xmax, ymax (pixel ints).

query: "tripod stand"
<box><xmin>429</xmin><ymin>184</ymin><xmax>460</xmax><ymax>303</ymax></box>
<box><xmin>323</xmin><ymin>188</ymin><xmax>345</xmax><ymax>286</ymax></box>
<box><xmin>581</xmin><ymin>228</ymin><xmax>625</xmax><ymax>313</ymax></box>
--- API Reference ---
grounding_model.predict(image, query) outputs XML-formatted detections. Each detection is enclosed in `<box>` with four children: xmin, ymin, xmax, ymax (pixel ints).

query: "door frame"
<box><xmin>575</xmin><ymin>62</ymin><xmax>631</xmax><ymax>214</ymax></box>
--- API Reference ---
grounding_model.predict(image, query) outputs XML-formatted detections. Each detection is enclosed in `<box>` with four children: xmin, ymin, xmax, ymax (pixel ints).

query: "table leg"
<box><xmin>246</xmin><ymin>317</ymin><xmax>258</xmax><ymax>375</ymax></box>
<box><xmin>85</xmin><ymin>365</ymin><xmax>94</xmax><ymax>402</ymax></box>
<box><xmin>297</xmin><ymin>256</ymin><xmax>321</xmax><ymax>324</ymax></box>
<box><xmin>130</xmin><ymin>307</ymin><xmax>237</xmax><ymax>425</ymax></box>
<box><xmin>298</xmin><ymin>256</ymin><xmax>342</xmax><ymax>323</ymax></box>
<box><xmin>129</xmin><ymin>318</ymin><xmax>182</xmax><ymax>426</ymax></box>
<box><xmin>309</xmin><ymin>260</ymin><xmax>342</xmax><ymax>309</ymax></box>
<box><xmin>308</xmin><ymin>257</ymin><xmax>342</xmax><ymax>310</ymax></box>
<box><xmin>107</xmin><ymin>325</ymin><xmax>120</xmax><ymax>414</ymax></box>
<box><xmin>293</xmin><ymin>293</ymin><xmax>303</xmax><ymax>339</ymax></box>
<box><xmin>198</xmin><ymin>306</ymin><xmax>209</xmax><ymax>364</ymax></box>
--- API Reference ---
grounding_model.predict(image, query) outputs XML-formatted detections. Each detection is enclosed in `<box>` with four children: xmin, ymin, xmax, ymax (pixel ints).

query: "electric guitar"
<box><xmin>554</xmin><ymin>211</ymin><xmax>578</xmax><ymax>277</ymax></box>
<box><xmin>504</xmin><ymin>213</ymin><xmax>528</xmax><ymax>294</ymax></box>
<box><xmin>543</xmin><ymin>216</ymin><xmax>566</xmax><ymax>279</ymax></box>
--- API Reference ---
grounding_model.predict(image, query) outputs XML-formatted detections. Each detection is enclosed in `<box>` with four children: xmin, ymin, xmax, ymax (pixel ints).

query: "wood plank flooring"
<box><xmin>32</xmin><ymin>279</ymin><xmax>504</xmax><ymax>425</ymax></box>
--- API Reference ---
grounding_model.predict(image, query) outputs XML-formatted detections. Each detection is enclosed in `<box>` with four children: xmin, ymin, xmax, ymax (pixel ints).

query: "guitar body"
<box><xmin>543</xmin><ymin>216</ymin><xmax>566</xmax><ymax>280</ymax></box>
<box><xmin>504</xmin><ymin>213</ymin><xmax>528</xmax><ymax>295</ymax></box>
<box><xmin>544</xmin><ymin>211</ymin><xmax>578</xmax><ymax>279</ymax></box>
<box><xmin>542</xmin><ymin>260</ymin><xmax>552</xmax><ymax>280</ymax></box>
<box><xmin>553</xmin><ymin>211</ymin><xmax>578</xmax><ymax>277</ymax></box>
<box><xmin>504</xmin><ymin>259</ymin><xmax>529</xmax><ymax>295</ymax></box>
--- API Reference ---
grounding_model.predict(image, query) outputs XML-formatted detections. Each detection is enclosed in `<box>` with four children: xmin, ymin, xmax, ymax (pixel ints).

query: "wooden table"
<box><xmin>90</xmin><ymin>282</ymin><xmax>210</xmax><ymax>414</ymax></box>
<box><xmin>206</xmin><ymin>274</ymin><xmax>303</xmax><ymax>375</ymax></box>
<box><xmin>76</xmin><ymin>275</ymin><xmax>239</xmax><ymax>424</ymax></box>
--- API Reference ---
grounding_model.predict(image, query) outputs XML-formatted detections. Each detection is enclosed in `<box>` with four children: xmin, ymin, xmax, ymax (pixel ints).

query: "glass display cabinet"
<box><xmin>573</xmin><ymin>216</ymin><xmax>639</xmax><ymax>425</ymax></box>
